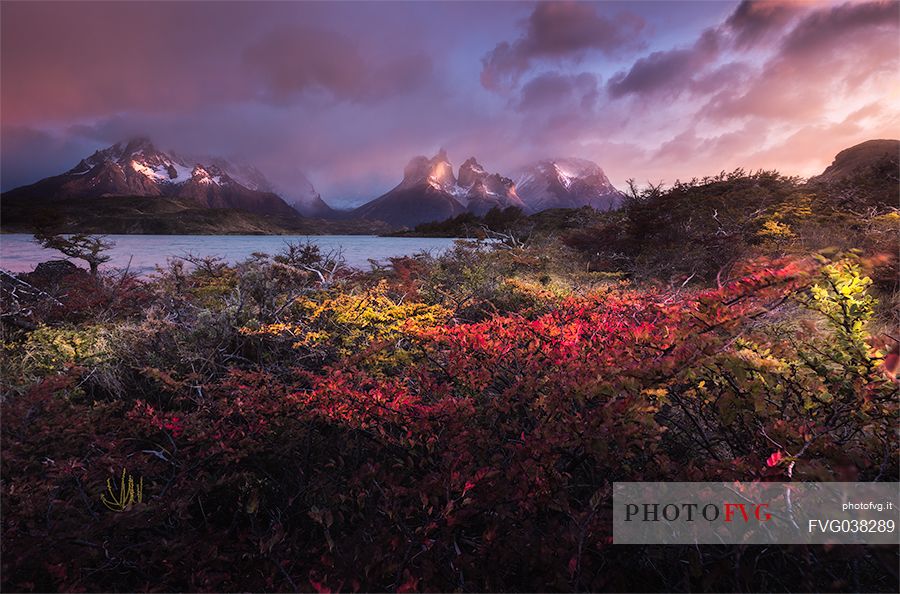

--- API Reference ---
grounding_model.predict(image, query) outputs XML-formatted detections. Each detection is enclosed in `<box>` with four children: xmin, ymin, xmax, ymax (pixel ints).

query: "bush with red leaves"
<box><xmin>2</xmin><ymin>258</ymin><xmax>897</xmax><ymax>592</ymax></box>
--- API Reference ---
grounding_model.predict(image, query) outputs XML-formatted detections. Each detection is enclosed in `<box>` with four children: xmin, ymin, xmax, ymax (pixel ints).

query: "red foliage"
<box><xmin>2</xmin><ymin>259</ymin><xmax>896</xmax><ymax>592</ymax></box>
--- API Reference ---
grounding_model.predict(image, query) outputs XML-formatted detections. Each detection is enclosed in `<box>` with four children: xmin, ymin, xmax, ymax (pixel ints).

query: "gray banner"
<box><xmin>613</xmin><ymin>482</ymin><xmax>900</xmax><ymax>544</ymax></box>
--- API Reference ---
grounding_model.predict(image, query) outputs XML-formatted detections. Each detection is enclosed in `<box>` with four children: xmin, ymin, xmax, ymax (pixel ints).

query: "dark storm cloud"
<box><xmin>780</xmin><ymin>0</ymin><xmax>899</xmax><ymax>56</ymax></box>
<box><xmin>481</xmin><ymin>1</ymin><xmax>644</xmax><ymax>91</ymax></box>
<box><xmin>243</xmin><ymin>27</ymin><xmax>433</xmax><ymax>103</ymax></box>
<box><xmin>517</xmin><ymin>72</ymin><xmax>599</xmax><ymax>111</ymax></box>
<box><xmin>606</xmin><ymin>29</ymin><xmax>721</xmax><ymax>98</ymax></box>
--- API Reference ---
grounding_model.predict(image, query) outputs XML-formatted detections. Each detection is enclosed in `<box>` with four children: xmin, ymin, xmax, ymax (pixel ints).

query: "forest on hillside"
<box><xmin>2</xmin><ymin>161</ymin><xmax>898</xmax><ymax>592</ymax></box>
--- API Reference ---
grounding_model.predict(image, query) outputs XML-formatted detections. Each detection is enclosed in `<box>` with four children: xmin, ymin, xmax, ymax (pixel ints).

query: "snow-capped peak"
<box><xmin>190</xmin><ymin>165</ymin><xmax>230</xmax><ymax>186</ymax></box>
<box><xmin>12</xmin><ymin>138</ymin><xmax>305</xmax><ymax>218</ymax></box>
<box><xmin>514</xmin><ymin>157</ymin><xmax>621</xmax><ymax>213</ymax></box>
<box><xmin>553</xmin><ymin>163</ymin><xmax>579</xmax><ymax>189</ymax></box>
<box><xmin>129</xmin><ymin>157</ymin><xmax>194</xmax><ymax>184</ymax></box>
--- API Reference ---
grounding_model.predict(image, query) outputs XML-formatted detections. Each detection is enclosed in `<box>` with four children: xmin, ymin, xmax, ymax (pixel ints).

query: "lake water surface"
<box><xmin>0</xmin><ymin>234</ymin><xmax>462</xmax><ymax>275</ymax></box>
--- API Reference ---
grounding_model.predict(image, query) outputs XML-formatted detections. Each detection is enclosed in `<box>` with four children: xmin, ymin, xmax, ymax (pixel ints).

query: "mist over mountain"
<box><xmin>514</xmin><ymin>158</ymin><xmax>623</xmax><ymax>213</ymax></box>
<box><xmin>200</xmin><ymin>156</ymin><xmax>333</xmax><ymax>218</ymax></box>
<box><xmin>2</xmin><ymin>138</ymin><xmax>629</xmax><ymax>230</ymax></box>
<box><xmin>352</xmin><ymin>150</ymin><xmax>468</xmax><ymax>228</ymax></box>
<box><xmin>352</xmin><ymin>149</ymin><xmax>617</xmax><ymax>228</ymax></box>
<box><xmin>7</xmin><ymin>136</ymin><xmax>893</xmax><ymax>233</ymax></box>
<box><xmin>1</xmin><ymin>138</ymin><xmax>342</xmax><ymax>221</ymax></box>
<box><xmin>3</xmin><ymin>139</ymin><xmax>299</xmax><ymax>217</ymax></box>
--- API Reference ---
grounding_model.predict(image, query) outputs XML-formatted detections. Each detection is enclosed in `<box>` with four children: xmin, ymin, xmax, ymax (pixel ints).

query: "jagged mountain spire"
<box><xmin>354</xmin><ymin>149</ymin><xmax>525</xmax><ymax>227</ymax></box>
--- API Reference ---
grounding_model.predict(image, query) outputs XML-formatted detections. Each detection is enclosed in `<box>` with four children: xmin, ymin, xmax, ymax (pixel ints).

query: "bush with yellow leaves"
<box><xmin>240</xmin><ymin>280</ymin><xmax>451</xmax><ymax>369</ymax></box>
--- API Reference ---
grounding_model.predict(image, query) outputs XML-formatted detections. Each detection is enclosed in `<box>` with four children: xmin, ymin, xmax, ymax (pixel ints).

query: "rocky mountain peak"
<box><xmin>5</xmin><ymin>139</ymin><xmax>302</xmax><ymax>218</ymax></box>
<box><xmin>401</xmin><ymin>150</ymin><xmax>457</xmax><ymax>191</ymax></box>
<box><xmin>457</xmin><ymin>157</ymin><xmax>486</xmax><ymax>188</ymax></box>
<box><xmin>355</xmin><ymin>149</ymin><xmax>529</xmax><ymax>226</ymax></box>
<box><xmin>121</xmin><ymin>137</ymin><xmax>157</xmax><ymax>156</ymax></box>
<box><xmin>514</xmin><ymin>158</ymin><xmax>622</xmax><ymax>213</ymax></box>
<box><xmin>810</xmin><ymin>139</ymin><xmax>899</xmax><ymax>183</ymax></box>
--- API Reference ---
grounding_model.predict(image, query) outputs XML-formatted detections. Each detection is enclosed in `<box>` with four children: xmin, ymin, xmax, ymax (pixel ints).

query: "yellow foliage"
<box><xmin>807</xmin><ymin>261</ymin><xmax>874</xmax><ymax>343</ymax></box>
<box><xmin>501</xmin><ymin>276</ymin><xmax>570</xmax><ymax>304</ymax></box>
<box><xmin>777</xmin><ymin>193</ymin><xmax>815</xmax><ymax>219</ymax></box>
<box><xmin>295</xmin><ymin>281</ymin><xmax>450</xmax><ymax>353</ymax></box>
<box><xmin>22</xmin><ymin>325</ymin><xmax>111</xmax><ymax>374</ymax></box>
<box><xmin>757</xmin><ymin>219</ymin><xmax>795</xmax><ymax>240</ymax></box>
<box><xmin>100</xmin><ymin>468</ymin><xmax>143</xmax><ymax>512</ymax></box>
<box><xmin>240</xmin><ymin>281</ymin><xmax>450</xmax><ymax>366</ymax></box>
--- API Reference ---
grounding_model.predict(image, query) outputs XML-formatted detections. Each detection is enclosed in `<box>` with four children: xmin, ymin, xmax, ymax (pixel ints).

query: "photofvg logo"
<box><xmin>613</xmin><ymin>482</ymin><xmax>899</xmax><ymax>545</ymax></box>
<box><xmin>624</xmin><ymin>500</ymin><xmax>772</xmax><ymax>523</ymax></box>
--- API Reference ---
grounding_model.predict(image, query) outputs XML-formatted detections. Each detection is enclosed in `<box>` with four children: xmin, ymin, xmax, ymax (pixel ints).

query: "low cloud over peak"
<box><xmin>480</xmin><ymin>1</ymin><xmax>644</xmax><ymax>91</ymax></box>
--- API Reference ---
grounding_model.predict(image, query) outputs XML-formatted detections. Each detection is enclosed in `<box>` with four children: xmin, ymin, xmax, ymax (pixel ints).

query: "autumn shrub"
<box><xmin>0</xmin><ymin>323</ymin><xmax>126</xmax><ymax>397</ymax></box>
<box><xmin>416</xmin><ymin>238</ymin><xmax>593</xmax><ymax>320</ymax></box>
<box><xmin>92</xmin><ymin>245</ymin><xmax>358</xmax><ymax>387</ymax></box>
<box><xmin>655</xmin><ymin>259</ymin><xmax>897</xmax><ymax>481</ymax></box>
<box><xmin>4</xmin><ymin>254</ymin><xmax>896</xmax><ymax>593</ymax></box>
<box><xmin>563</xmin><ymin>169</ymin><xmax>899</xmax><ymax>291</ymax></box>
<box><xmin>2</xmin><ymin>192</ymin><xmax>898</xmax><ymax>593</ymax></box>
<box><xmin>239</xmin><ymin>280</ymin><xmax>451</xmax><ymax>371</ymax></box>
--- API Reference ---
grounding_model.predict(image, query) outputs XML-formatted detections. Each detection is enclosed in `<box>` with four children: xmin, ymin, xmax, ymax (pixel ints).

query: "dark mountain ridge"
<box><xmin>2</xmin><ymin>138</ymin><xmax>326</xmax><ymax>219</ymax></box>
<box><xmin>809</xmin><ymin>139</ymin><xmax>898</xmax><ymax>183</ymax></box>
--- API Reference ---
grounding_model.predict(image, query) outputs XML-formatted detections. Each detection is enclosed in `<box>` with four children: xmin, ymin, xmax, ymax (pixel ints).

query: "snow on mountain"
<box><xmin>9</xmin><ymin>139</ymin><xmax>624</xmax><ymax>227</ymax></box>
<box><xmin>5</xmin><ymin>138</ymin><xmax>303</xmax><ymax>218</ymax></box>
<box><xmin>514</xmin><ymin>158</ymin><xmax>622</xmax><ymax>213</ymax></box>
<box><xmin>354</xmin><ymin>150</ymin><xmax>526</xmax><ymax>228</ymax></box>
<box><xmin>188</xmin><ymin>154</ymin><xmax>334</xmax><ymax>217</ymax></box>
<box><xmin>203</xmin><ymin>157</ymin><xmax>275</xmax><ymax>192</ymax></box>
<box><xmin>457</xmin><ymin>157</ymin><xmax>525</xmax><ymax>215</ymax></box>
<box><xmin>353</xmin><ymin>150</ymin><xmax>623</xmax><ymax>228</ymax></box>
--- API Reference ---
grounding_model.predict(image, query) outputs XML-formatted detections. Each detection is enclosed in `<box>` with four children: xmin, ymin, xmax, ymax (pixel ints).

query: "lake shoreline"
<box><xmin>0</xmin><ymin>234</ymin><xmax>464</xmax><ymax>276</ymax></box>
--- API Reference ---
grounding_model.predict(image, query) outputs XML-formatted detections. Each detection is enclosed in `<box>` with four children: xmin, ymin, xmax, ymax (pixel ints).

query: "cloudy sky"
<box><xmin>2</xmin><ymin>0</ymin><xmax>897</xmax><ymax>207</ymax></box>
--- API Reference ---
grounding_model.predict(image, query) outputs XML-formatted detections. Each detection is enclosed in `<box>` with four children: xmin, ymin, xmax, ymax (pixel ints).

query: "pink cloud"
<box><xmin>2</xmin><ymin>0</ymin><xmax>897</xmax><ymax>204</ymax></box>
<box><xmin>707</xmin><ymin>1</ymin><xmax>898</xmax><ymax>122</ymax></box>
<box><xmin>481</xmin><ymin>1</ymin><xmax>644</xmax><ymax>91</ymax></box>
<box><xmin>725</xmin><ymin>0</ymin><xmax>806</xmax><ymax>48</ymax></box>
<box><xmin>243</xmin><ymin>27</ymin><xmax>432</xmax><ymax>104</ymax></box>
<box><xmin>606</xmin><ymin>29</ymin><xmax>721</xmax><ymax>99</ymax></box>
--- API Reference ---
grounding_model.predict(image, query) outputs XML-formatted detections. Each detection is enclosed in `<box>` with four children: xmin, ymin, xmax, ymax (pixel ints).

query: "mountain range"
<box><xmin>2</xmin><ymin>138</ymin><xmax>338</xmax><ymax>219</ymax></box>
<box><xmin>353</xmin><ymin>149</ymin><xmax>623</xmax><ymax>227</ymax></box>
<box><xmin>1</xmin><ymin>138</ymin><xmax>624</xmax><ymax>231</ymax></box>
<box><xmin>353</xmin><ymin>150</ymin><xmax>528</xmax><ymax>227</ymax></box>
<box><xmin>4</xmin><ymin>138</ymin><xmax>890</xmax><ymax>234</ymax></box>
